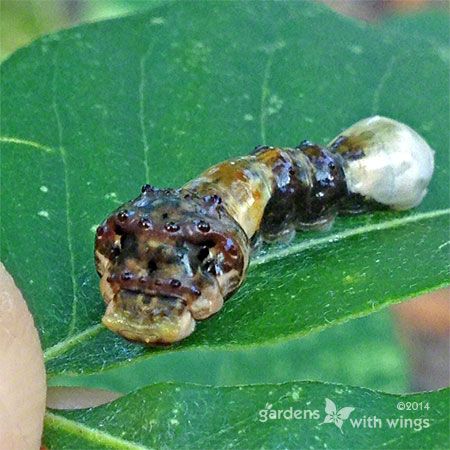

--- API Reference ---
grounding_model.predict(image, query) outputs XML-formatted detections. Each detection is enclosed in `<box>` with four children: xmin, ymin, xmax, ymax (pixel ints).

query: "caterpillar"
<box><xmin>95</xmin><ymin>116</ymin><xmax>434</xmax><ymax>346</ymax></box>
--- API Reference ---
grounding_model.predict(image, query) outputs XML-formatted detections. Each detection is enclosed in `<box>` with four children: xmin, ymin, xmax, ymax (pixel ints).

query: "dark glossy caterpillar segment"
<box><xmin>95</xmin><ymin>116</ymin><xmax>434</xmax><ymax>345</ymax></box>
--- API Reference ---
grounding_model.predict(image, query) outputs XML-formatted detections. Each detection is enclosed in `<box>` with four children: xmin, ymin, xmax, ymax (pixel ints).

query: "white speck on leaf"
<box><xmin>349</xmin><ymin>44</ymin><xmax>364</xmax><ymax>55</ymax></box>
<box><xmin>150</xmin><ymin>17</ymin><xmax>165</xmax><ymax>25</ymax></box>
<box><xmin>290</xmin><ymin>386</ymin><xmax>303</xmax><ymax>401</ymax></box>
<box><xmin>39</xmin><ymin>185</ymin><xmax>48</xmax><ymax>193</ymax></box>
<box><xmin>435</xmin><ymin>45</ymin><xmax>449</xmax><ymax>63</ymax></box>
<box><xmin>266</xmin><ymin>94</ymin><xmax>283</xmax><ymax>116</ymax></box>
<box><xmin>260</xmin><ymin>40</ymin><xmax>286</xmax><ymax>54</ymax></box>
<box><xmin>37</xmin><ymin>210</ymin><xmax>49</xmax><ymax>219</ymax></box>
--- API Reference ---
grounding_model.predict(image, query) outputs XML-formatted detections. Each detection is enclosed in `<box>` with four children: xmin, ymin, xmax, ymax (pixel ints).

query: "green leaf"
<box><xmin>1</xmin><ymin>1</ymin><xmax>448</xmax><ymax>378</ymax></box>
<box><xmin>43</xmin><ymin>381</ymin><xmax>449</xmax><ymax>449</ymax></box>
<box><xmin>49</xmin><ymin>310</ymin><xmax>408</xmax><ymax>394</ymax></box>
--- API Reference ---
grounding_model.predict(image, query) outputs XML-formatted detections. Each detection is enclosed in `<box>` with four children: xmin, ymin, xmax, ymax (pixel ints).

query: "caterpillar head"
<box><xmin>95</xmin><ymin>186</ymin><xmax>249</xmax><ymax>346</ymax></box>
<box><xmin>330</xmin><ymin>116</ymin><xmax>434</xmax><ymax>210</ymax></box>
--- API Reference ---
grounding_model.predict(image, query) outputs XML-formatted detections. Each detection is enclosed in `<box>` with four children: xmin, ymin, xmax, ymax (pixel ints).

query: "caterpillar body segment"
<box><xmin>330</xmin><ymin>116</ymin><xmax>434</xmax><ymax>210</ymax></box>
<box><xmin>95</xmin><ymin>116</ymin><xmax>434</xmax><ymax>345</ymax></box>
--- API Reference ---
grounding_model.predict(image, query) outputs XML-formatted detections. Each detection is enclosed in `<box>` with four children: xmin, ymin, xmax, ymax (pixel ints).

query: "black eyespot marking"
<box><xmin>117</xmin><ymin>210</ymin><xmax>129</xmax><ymax>221</ymax></box>
<box><xmin>165</xmin><ymin>222</ymin><xmax>180</xmax><ymax>232</ymax></box>
<box><xmin>139</xmin><ymin>218</ymin><xmax>151</xmax><ymax>229</ymax></box>
<box><xmin>197</xmin><ymin>220</ymin><xmax>210</xmax><ymax>232</ymax></box>
<box><xmin>141</xmin><ymin>184</ymin><xmax>155</xmax><ymax>193</ymax></box>
<box><xmin>170</xmin><ymin>278</ymin><xmax>181</xmax><ymax>288</ymax></box>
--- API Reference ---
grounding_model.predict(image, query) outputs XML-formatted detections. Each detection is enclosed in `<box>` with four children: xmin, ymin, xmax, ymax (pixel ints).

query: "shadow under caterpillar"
<box><xmin>95</xmin><ymin>116</ymin><xmax>434</xmax><ymax>345</ymax></box>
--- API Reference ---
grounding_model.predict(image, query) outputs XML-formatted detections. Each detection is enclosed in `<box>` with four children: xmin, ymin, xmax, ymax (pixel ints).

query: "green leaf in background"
<box><xmin>1</xmin><ymin>0</ymin><xmax>448</xmax><ymax>378</ymax></box>
<box><xmin>44</xmin><ymin>382</ymin><xmax>449</xmax><ymax>449</ymax></box>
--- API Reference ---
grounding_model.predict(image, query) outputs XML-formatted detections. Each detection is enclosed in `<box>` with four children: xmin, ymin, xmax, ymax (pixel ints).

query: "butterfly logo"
<box><xmin>319</xmin><ymin>398</ymin><xmax>355</xmax><ymax>434</ymax></box>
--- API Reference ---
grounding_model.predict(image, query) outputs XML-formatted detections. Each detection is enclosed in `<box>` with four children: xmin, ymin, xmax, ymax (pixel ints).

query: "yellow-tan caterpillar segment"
<box><xmin>95</xmin><ymin>116</ymin><xmax>434</xmax><ymax>345</ymax></box>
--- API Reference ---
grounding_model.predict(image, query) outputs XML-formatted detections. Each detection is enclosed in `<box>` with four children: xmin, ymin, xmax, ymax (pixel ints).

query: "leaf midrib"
<box><xmin>251</xmin><ymin>208</ymin><xmax>450</xmax><ymax>267</ymax></box>
<box><xmin>45</xmin><ymin>412</ymin><xmax>151</xmax><ymax>450</ymax></box>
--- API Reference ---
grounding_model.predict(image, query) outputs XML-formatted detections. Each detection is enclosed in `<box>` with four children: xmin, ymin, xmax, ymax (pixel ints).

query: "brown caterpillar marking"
<box><xmin>95</xmin><ymin>116</ymin><xmax>434</xmax><ymax>345</ymax></box>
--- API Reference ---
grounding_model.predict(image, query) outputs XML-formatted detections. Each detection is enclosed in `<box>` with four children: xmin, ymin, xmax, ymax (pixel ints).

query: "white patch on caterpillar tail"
<box><xmin>332</xmin><ymin>116</ymin><xmax>435</xmax><ymax>210</ymax></box>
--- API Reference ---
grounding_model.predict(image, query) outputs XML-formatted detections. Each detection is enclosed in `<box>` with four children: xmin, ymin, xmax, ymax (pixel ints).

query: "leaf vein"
<box><xmin>44</xmin><ymin>323</ymin><xmax>104</xmax><ymax>361</ymax></box>
<box><xmin>251</xmin><ymin>209</ymin><xmax>450</xmax><ymax>267</ymax></box>
<box><xmin>139</xmin><ymin>45</ymin><xmax>153</xmax><ymax>183</ymax></box>
<box><xmin>45</xmin><ymin>412</ymin><xmax>151</xmax><ymax>450</ymax></box>
<box><xmin>0</xmin><ymin>136</ymin><xmax>55</xmax><ymax>153</ymax></box>
<box><xmin>371</xmin><ymin>55</ymin><xmax>396</xmax><ymax>115</ymax></box>
<box><xmin>51</xmin><ymin>50</ymin><xmax>80</xmax><ymax>338</ymax></box>
<box><xmin>259</xmin><ymin>51</ymin><xmax>275</xmax><ymax>144</ymax></box>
